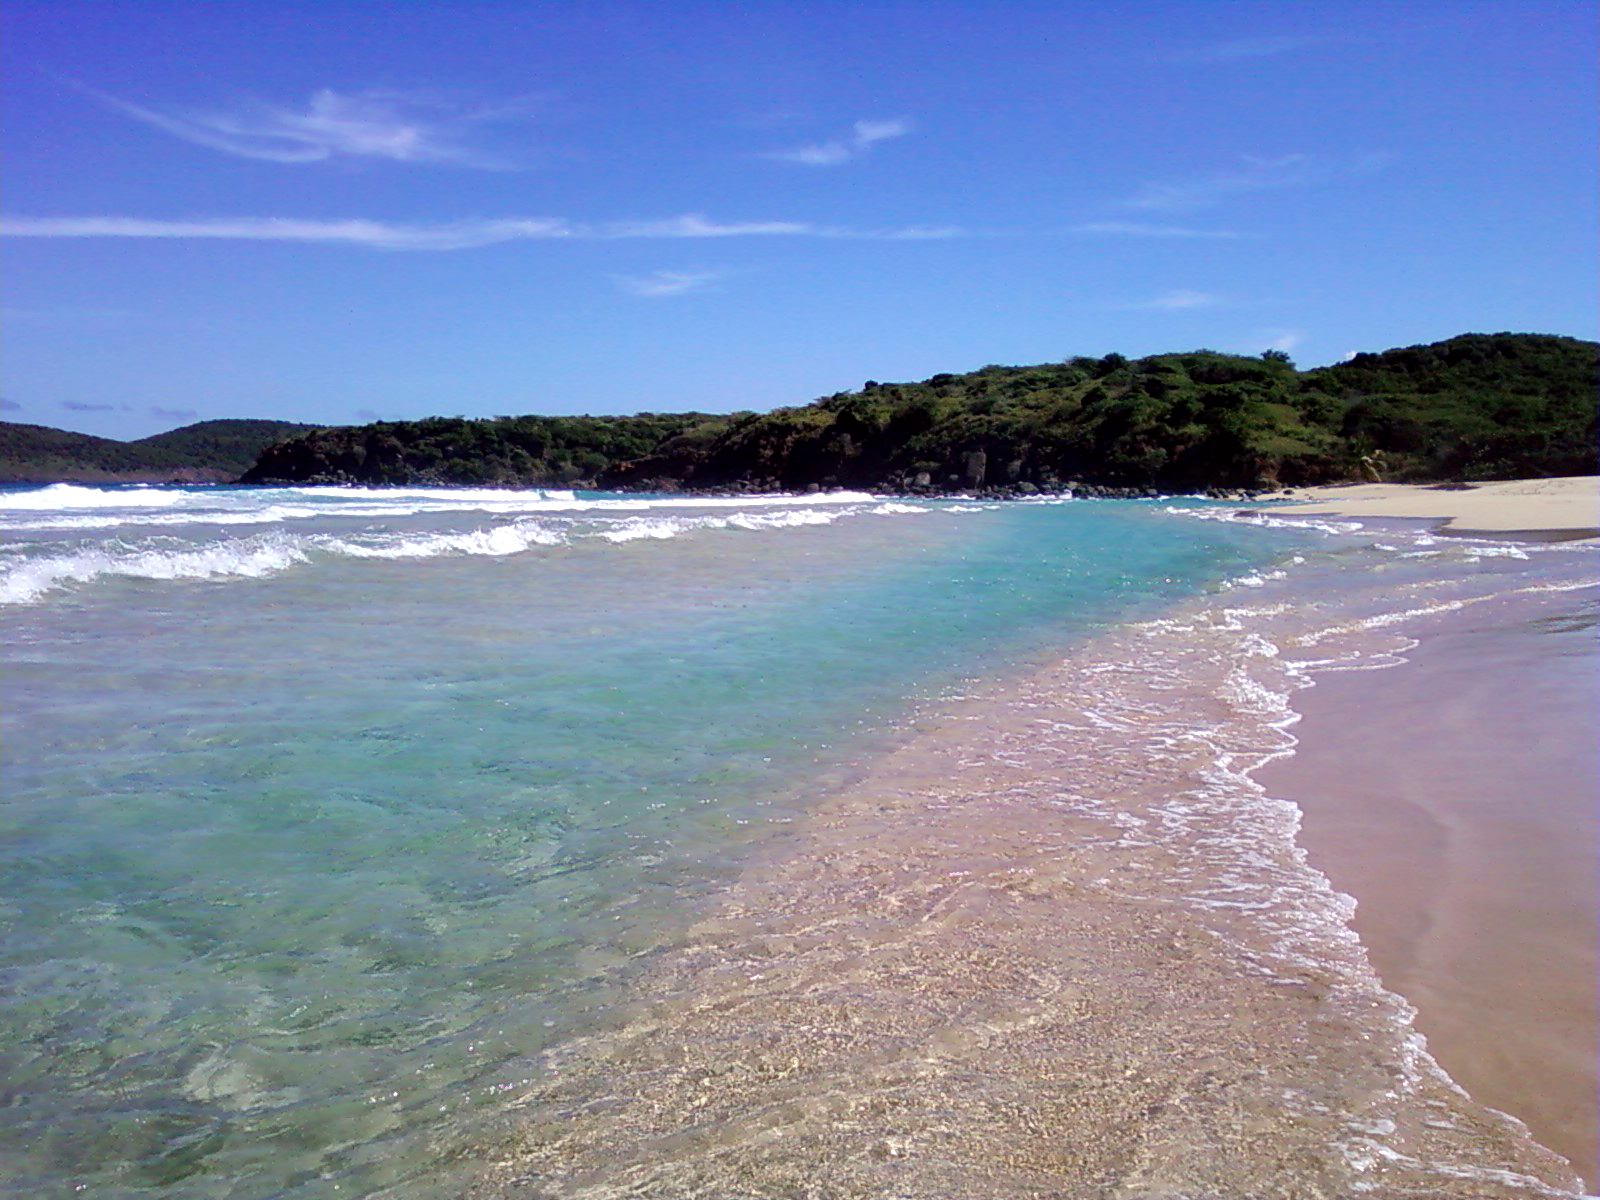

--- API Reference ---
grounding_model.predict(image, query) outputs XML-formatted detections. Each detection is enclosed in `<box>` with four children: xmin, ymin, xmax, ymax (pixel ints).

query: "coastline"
<box><xmin>10</xmin><ymin>481</ymin><xmax>1595</xmax><ymax>1195</ymax></box>
<box><xmin>476</xmin><ymin>501</ymin><xmax>1595</xmax><ymax>1197</ymax></box>
<box><xmin>1258</xmin><ymin>588</ymin><xmax>1599</xmax><ymax>1187</ymax></box>
<box><xmin>1267</xmin><ymin>475</ymin><xmax>1599</xmax><ymax>540</ymax></box>
<box><xmin>1257</xmin><ymin>475</ymin><xmax>1598</xmax><ymax>1185</ymax></box>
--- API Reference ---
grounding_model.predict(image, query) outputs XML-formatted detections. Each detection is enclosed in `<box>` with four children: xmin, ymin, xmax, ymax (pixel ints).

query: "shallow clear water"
<box><xmin>1</xmin><ymin>484</ymin><xmax>1593</xmax><ymax>1198</ymax></box>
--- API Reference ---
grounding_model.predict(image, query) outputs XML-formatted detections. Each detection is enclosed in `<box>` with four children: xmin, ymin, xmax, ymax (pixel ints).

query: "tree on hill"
<box><xmin>0</xmin><ymin>418</ymin><xmax>320</xmax><ymax>483</ymax></box>
<box><xmin>179</xmin><ymin>332</ymin><xmax>1600</xmax><ymax>492</ymax></box>
<box><xmin>240</xmin><ymin>412</ymin><xmax>732</xmax><ymax>487</ymax></box>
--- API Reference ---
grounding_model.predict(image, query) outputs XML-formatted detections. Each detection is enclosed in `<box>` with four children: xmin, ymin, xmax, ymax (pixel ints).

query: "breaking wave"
<box><xmin>0</xmin><ymin>492</ymin><xmax>933</xmax><ymax>604</ymax></box>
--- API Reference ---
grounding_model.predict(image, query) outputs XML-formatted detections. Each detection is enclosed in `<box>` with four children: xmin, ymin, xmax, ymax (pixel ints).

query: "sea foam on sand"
<box><xmin>1259</xmin><ymin>578</ymin><xmax>1599</xmax><ymax>1188</ymax></box>
<box><xmin>1270</xmin><ymin>475</ymin><xmax>1599</xmax><ymax>539</ymax></box>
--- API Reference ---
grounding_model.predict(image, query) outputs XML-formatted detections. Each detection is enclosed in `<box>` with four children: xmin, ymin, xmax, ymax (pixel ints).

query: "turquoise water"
<box><xmin>1</xmin><ymin>487</ymin><xmax>1308</xmax><ymax>1197</ymax></box>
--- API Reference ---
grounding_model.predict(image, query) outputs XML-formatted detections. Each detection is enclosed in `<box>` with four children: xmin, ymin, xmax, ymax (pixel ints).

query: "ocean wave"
<box><xmin>0</xmin><ymin>534</ymin><xmax>312</xmax><ymax>605</ymax></box>
<box><xmin>592</xmin><ymin>500</ymin><xmax>930</xmax><ymax>544</ymax></box>
<box><xmin>0</xmin><ymin>525</ymin><xmax>572</xmax><ymax>604</ymax></box>
<box><xmin>597</xmin><ymin>508</ymin><xmax>841</xmax><ymax>543</ymax></box>
<box><xmin>273</xmin><ymin>486</ymin><xmax>881</xmax><ymax>516</ymax></box>
<box><xmin>0</xmin><ymin>503</ymin><xmax>331</xmax><ymax>532</ymax></box>
<box><xmin>0</xmin><ymin>498</ymin><xmax>930</xmax><ymax>604</ymax></box>
<box><xmin>0</xmin><ymin>485</ymin><xmax>896</xmax><ymax>533</ymax></box>
<box><xmin>1462</xmin><ymin>543</ymin><xmax>1530</xmax><ymax>560</ymax></box>
<box><xmin>1164</xmin><ymin>503</ymin><xmax>1366</xmax><ymax>538</ymax></box>
<box><xmin>280</xmin><ymin>485</ymin><xmax>579</xmax><ymax>505</ymax></box>
<box><xmin>330</xmin><ymin>524</ymin><xmax>566</xmax><ymax>559</ymax></box>
<box><xmin>0</xmin><ymin>483</ymin><xmax>189</xmax><ymax>511</ymax></box>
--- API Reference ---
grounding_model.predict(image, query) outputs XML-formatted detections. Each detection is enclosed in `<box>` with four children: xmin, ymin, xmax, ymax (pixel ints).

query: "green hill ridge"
<box><xmin>0</xmin><ymin>419</ymin><xmax>321</xmax><ymax>483</ymax></box>
<box><xmin>240</xmin><ymin>333</ymin><xmax>1596</xmax><ymax>492</ymax></box>
<box><xmin>5</xmin><ymin>334</ymin><xmax>1592</xmax><ymax>490</ymax></box>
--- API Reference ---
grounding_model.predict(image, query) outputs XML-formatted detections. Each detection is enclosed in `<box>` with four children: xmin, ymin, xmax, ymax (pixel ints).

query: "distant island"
<box><xmin>5</xmin><ymin>333</ymin><xmax>1594</xmax><ymax>491</ymax></box>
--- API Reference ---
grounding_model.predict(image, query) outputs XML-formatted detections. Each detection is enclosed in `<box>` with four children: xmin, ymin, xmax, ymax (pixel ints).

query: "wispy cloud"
<box><xmin>1130</xmin><ymin>154</ymin><xmax>1314</xmax><ymax>211</ymax></box>
<box><xmin>1257</xmin><ymin>329</ymin><xmax>1304</xmax><ymax>354</ymax></box>
<box><xmin>62</xmin><ymin>400</ymin><xmax>119</xmax><ymax>412</ymax></box>
<box><xmin>766</xmin><ymin>117</ymin><xmax>912</xmax><ymax>166</ymax></box>
<box><xmin>150</xmin><ymin>406</ymin><xmax>198</xmax><ymax>422</ymax></box>
<box><xmin>615</xmin><ymin>269</ymin><xmax>725</xmax><ymax>298</ymax></box>
<box><xmin>1</xmin><ymin>215</ymin><xmax>569</xmax><ymax>250</ymax></box>
<box><xmin>0</xmin><ymin>213</ymin><xmax>961</xmax><ymax>250</ymax></box>
<box><xmin>1128</xmin><ymin>153</ymin><xmax>1388</xmax><ymax>212</ymax></box>
<box><xmin>1164</xmin><ymin>35</ymin><xmax>1329</xmax><ymax>63</ymax></box>
<box><xmin>0</xmin><ymin>397</ymin><xmax>21</xmax><ymax>412</ymax></box>
<box><xmin>1142</xmin><ymin>289</ymin><xmax>1223</xmax><ymax>310</ymax></box>
<box><xmin>1071</xmin><ymin>221</ymin><xmax>1246</xmax><ymax>239</ymax></box>
<box><xmin>603</xmin><ymin>215</ymin><xmax>811</xmax><ymax>239</ymax></box>
<box><xmin>82</xmin><ymin>85</ymin><xmax>535</xmax><ymax>168</ymax></box>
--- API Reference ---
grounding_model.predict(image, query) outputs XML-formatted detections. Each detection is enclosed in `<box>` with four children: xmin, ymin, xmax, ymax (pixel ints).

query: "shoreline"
<box><xmin>477</xmin><ymin>508</ymin><xmax>1595</xmax><ymax>1197</ymax></box>
<box><xmin>1258</xmin><ymin>588</ymin><xmax>1599</xmax><ymax>1188</ymax></box>
<box><xmin>1257</xmin><ymin>475</ymin><xmax>1598</xmax><ymax>1185</ymax></box>
<box><xmin>1265</xmin><ymin>475</ymin><xmax>1599</xmax><ymax>540</ymax></box>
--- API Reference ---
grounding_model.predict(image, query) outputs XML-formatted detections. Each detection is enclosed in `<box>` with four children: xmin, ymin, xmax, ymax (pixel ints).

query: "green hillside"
<box><xmin>1303</xmin><ymin>333</ymin><xmax>1597</xmax><ymax>480</ymax></box>
<box><xmin>135</xmin><ymin>420</ymin><xmax>326</xmax><ymax>477</ymax></box>
<box><xmin>239</xmin><ymin>333</ymin><xmax>1597</xmax><ymax>492</ymax></box>
<box><xmin>241</xmin><ymin>412</ymin><xmax>729</xmax><ymax>487</ymax></box>
<box><xmin>0</xmin><ymin>419</ymin><xmax>321</xmax><ymax>483</ymax></box>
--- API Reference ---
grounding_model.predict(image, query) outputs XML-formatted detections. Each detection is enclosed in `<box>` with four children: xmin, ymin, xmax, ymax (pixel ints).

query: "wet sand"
<box><xmin>1259</xmin><ymin>588</ymin><xmax>1599</xmax><ymax>1188</ymax></box>
<box><xmin>475</xmin><ymin>547</ymin><xmax>1592</xmax><ymax>1198</ymax></box>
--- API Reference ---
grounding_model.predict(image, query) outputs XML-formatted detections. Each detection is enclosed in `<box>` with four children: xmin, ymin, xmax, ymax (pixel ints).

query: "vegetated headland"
<box><xmin>0</xmin><ymin>419</ymin><xmax>320</xmax><ymax>484</ymax></box>
<box><xmin>7</xmin><ymin>332</ymin><xmax>1595</xmax><ymax>493</ymax></box>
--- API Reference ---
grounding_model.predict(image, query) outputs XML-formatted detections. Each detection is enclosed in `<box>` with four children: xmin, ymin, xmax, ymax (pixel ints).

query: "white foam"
<box><xmin>330</xmin><ymin>523</ymin><xmax>566</xmax><ymax>559</ymax></box>
<box><xmin>0</xmin><ymin>493</ymin><xmax>938</xmax><ymax>603</ymax></box>
<box><xmin>0</xmin><ymin>485</ymin><xmax>903</xmax><ymax>534</ymax></box>
<box><xmin>0</xmin><ymin>535</ymin><xmax>311</xmax><ymax>604</ymax></box>
<box><xmin>281</xmin><ymin>485</ymin><xmax>578</xmax><ymax>505</ymax></box>
<box><xmin>589</xmin><ymin>499</ymin><xmax>930</xmax><ymax>544</ymax></box>
<box><xmin>0</xmin><ymin>483</ymin><xmax>187</xmax><ymax>511</ymax></box>
<box><xmin>595</xmin><ymin>508</ymin><xmax>843</xmax><ymax>543</ymax></box>
<box><xmin>0</xmin><ymin>503</ymin><xmax>329</xmax><ymax>532</ymax></box>
<box><xmin>1463</xmin><ymin>543</ymin><xmax>1530</xmax><ymax>560</ymax></box>
<box><xmin>1165</xmin><ymin>504</ymin><xmax>1365</xmax><ymax>538</ymax></box>
<box><xmin>276</xmin><ymin>486</ymin><xmax>878</xmax><ymax>518</ymax></box>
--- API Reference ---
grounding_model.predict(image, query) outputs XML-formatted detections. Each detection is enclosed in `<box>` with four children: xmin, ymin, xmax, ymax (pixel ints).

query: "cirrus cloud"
<box><xmin>766</xmin><ymin>117</ymin><xmax>913</xmax><ymax>166</ymax></box>
<box><xmin>82</xmin><ymin>85</ymin><xmax>537</xmax><ymax>168</ymax></box>
<box><xmin>1071</xmin><ymin>221</ymin><xmax>1246</xmax><ymax>239</ymax></box>
<box><xmin>0</xmin><ymin>213</ymin><xmax>962</xmax><ymax>250</ymax></box>
<box><xmin>1128</xmin><ymin>152</ymin><xmax>1391</xmax><ymax>212</ymax></box>
<box><xmin>615</xmin><ymin>269</ymin><xmax>725</xmax><ymax>298</ymax></box>
<box><xmin>1143</xmin><ymin>289</ymin><xmax>1223</xmax><ymax>310</ymax></box>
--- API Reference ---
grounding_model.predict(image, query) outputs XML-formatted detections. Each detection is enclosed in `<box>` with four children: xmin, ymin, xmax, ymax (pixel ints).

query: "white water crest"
<box><xmin>0</xmin><ymin>483</ymin><xmax>887</xmax><ymax>532</ymax></box>
<box><xmin>0</xmin><ymin>485</ymin><xmax>931</xmax><ymax>604</ymax></box>
<box><xmin>0</xmin><ymin>482</ymin><xmax>192</xmax><ymax>512</ymax></box>
<box><xmin>0</xmin><ymin>534</ymin><xmax>313</xmax><ymax>604</ymax></box>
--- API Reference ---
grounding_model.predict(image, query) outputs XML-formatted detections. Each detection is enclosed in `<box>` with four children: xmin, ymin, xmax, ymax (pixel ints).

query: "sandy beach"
<box><xmin>1258</xmin><ymin>474</ymin><xmax>1600</xmax><ymax>1187</ymax></box>
<box><xmin>471</xmin><ymin>491</ymin><xmax>1598</xmax><ymax>1198</ymax></box>
<box><xmin>1259</xmin><ymin>589</ymin><xmax>1598</xmax><ymax>1186</ymax></box>
<box><xmin>1271</xmin><ymin>475</ymin><xmax>1600</xmax><ymax>540</ymax></box>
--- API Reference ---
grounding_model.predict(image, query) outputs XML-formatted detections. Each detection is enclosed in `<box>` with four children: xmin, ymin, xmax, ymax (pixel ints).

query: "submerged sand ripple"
<box><xmin>474</xmin><ymin>565</ymin><xmax>1588</xmax><ymax>1198</ymax></box>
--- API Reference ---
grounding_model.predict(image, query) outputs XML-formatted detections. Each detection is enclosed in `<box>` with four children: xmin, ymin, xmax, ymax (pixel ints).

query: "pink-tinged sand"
<box><xmin>1258</xmin><ymin>590</ymin><xmax>1599</xmax><ymax>1188</ymax></box>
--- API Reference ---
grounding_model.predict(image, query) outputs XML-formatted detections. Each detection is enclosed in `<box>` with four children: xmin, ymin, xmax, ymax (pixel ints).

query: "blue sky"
<box><xmin>3</xmin><ymin>1</ymin><xmax>1595</xmax><ymax>440</ymax></box>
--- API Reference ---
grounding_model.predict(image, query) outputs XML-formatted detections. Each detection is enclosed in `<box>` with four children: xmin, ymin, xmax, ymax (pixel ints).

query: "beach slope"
<box><xmin>1270</xmin><ymin>476</ymin><xmax>1598</xmax><ymax>540</ymax></box>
